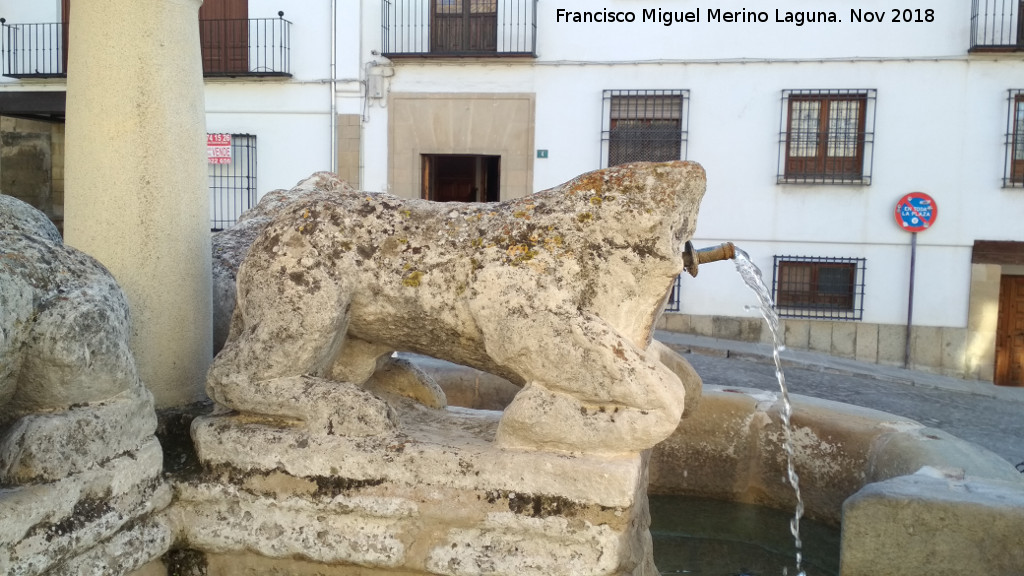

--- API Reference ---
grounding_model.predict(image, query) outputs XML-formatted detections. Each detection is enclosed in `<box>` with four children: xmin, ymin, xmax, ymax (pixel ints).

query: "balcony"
<box><xmin>381</xmin><ymin>0</ymin><xmax>536</xmax><ymax>58</ymax></box>
<box><xmin>0</xmin><ymin>20</ymin><xmax>65</xmax><ymax>78</ymax></box>
<box><xmin>971</xmin><ymin>0</ymin><xmax>1024</xmax><ymax>51</ymax></box>
<box><xmin>0</xmin><ymin>14</ymin><xmax>292</xmax><ymax>80</ymax></box>
<box><xmin>200</xmin><ymin>13</ymin><xmax>292</xmax><ymax>77</ymax></box>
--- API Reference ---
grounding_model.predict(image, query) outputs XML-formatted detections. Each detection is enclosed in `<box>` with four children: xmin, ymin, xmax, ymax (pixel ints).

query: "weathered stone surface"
<box><xmin>841</xmin><ymin>468</ymin><xmax>1024</xmax><ymax>575</ymax></box>
<box><xmin>411</xmin><ymin>355</ymin><xmax>520</xmax><ymax>411</ymax></box>
<box><xmin>211</xmin><ymin>181</ymin><xmax>357</xmax><ymax>354</ymax></box>
<box><xmin>0</xmin><ymin>193</ymin><xmax>61</xmax><ymax>243</ymax></box>
<box><xmin>185</xmin><ymin>402</ymin><xmax>654</xmax><ymax>575</ymax></box>
<box><xmin>46</xmin><ymin>517</ymin><xmax>174</xmax><ymax>576</ymax></box>
<box><xmin>0</xmin><ymin>194</ymin><xmax>156</xmax><ymax>483</ymax></box>
<box><xmin>0</xmin><ymin>195</ymin><xmax>167</xmax><ymax>574</ymax></box>
<box><xmin>416</xmin><ymin>340</ymin><xmax>700</xmax><ymax>417</ymax></box>
<box><xmin>0</xmin><ymin>439</ymin><xmax>169</xmax><ymax>575</ymax></box>
<box><xmin>649</xmin><ymin>385</ymin><xmax>1024</xmax><ymax>525</ymax></box>
<box><xmin>364</xmin><ymin>356</ymin><xmax>447</xmax><ymax>410</ymax></box>
<box><xmin>647</xmin><ymin>339</ymin><xmax>701</xmax><ymax>418</ymax></box>
<box><xmin>209</xmin><ymin>162</ymin><xmax>705</xmax><ymax>454</ymax></box>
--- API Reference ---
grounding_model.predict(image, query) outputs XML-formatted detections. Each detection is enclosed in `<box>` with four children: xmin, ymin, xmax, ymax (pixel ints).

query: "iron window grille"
<box><xmin>772</xmin><ymin>255</ymin><xmax>866</xmax><ymax>320</ymax></box>
<box><xmin>778</xmin><ymin>89</ymin><xmax>876</xmax><ymax>185</ymax></box>
<box><xmin>1005</xmin><ymin>90</ymin><xmax>1024</xmax><ymax>187</ymax></box>
<box><xmin>601</xmin><ymin>90</ymin><xmax>689</xmax><ymax>168</ymax></box>
<box><xmin>971</xmin><ymin>0</ymin><xmax>1024</xmax><ymax>50</ymax></box>
<box><xmin>209</xmin><ymin>134</ymin><xmax>257</xmax><ymax>232</ymax></box>
<box><xmin>664</xmin><ymin>274</ymin><xmax>682</xmax><ymax>313</ymax></box>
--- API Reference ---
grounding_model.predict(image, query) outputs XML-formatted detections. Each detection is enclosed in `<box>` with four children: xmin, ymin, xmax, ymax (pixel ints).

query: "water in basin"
<box><xmin>650</xmin><ymin>494</ymin><xmax>841</xmax><ymax>576</ymax></box>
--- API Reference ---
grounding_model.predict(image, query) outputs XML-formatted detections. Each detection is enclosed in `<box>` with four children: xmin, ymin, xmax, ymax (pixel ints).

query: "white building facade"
<box><xmin>1</xmin><ymin>0</ymin><xmax>1022</xmax><ymax>384</ymax></box>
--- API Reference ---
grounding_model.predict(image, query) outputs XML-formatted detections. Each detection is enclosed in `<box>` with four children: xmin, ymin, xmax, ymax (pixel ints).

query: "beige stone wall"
<box><xmin>50</xmin><ymin>123</ymin><xmax>65</xmax><ymax>226</ymax></box>
<box><xmin>388</xmin><ymin>92</ymin><xmax>535</xmax><ymax>200</ymax></box>
<box><xmin>657</xmin><ymin>313</ymin><xmax>985</xmax><ymax>380</ymax></box>
<box><xmin>0</xmin><ymin>117</ymin><xmax>66</xmax><ymax>230</ymax></box>
<box><xmin>335</xmin><ymin>114</ymin><xmax>360</xmax><ymax>189</ymax></box>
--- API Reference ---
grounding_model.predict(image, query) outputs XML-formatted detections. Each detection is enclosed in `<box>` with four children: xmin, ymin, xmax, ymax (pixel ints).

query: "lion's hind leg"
<box><xmin>484</xmin><ymin>311</ymin><xmax>687</xmax><ymax>454</ymax></box>
<box><xmin>207</xmin><ymin>257</ymin><xmax>397</xmax><ymax>435</ymax></box>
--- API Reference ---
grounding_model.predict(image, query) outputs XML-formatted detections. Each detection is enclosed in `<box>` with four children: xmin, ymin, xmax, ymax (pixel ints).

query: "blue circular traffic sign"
<box><xmin>894</xmin><ymin>193</ymin><xmax>937</xmax><ymax>233</ymax></box>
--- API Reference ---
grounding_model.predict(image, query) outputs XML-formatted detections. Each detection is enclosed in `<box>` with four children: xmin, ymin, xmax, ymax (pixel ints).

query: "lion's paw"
<box><xmin>287</xmin><ymin>376</ymin><xmax>399</xmax><ymax>436</ymax></box>
<box><xmin>363</xmin><ymin>357</ymin><xmax>447</xmax><ymax>410</ymax></box>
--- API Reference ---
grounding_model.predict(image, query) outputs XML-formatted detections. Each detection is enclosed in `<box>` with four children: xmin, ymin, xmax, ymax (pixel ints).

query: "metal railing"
<box><xmin>971</xmin><ymin>0</ymin><xmax>1024</xmax><ymax>50</ymax></box>
<box><xmin>665</xmin><ymin>275</ymin><xmax>682</xmax><ymax>313</ymax></box>
<box><xmin>0</xmin><ymin>20</ymin><xmax>65</xmax><ymax>78</ymax></box>
<box><xmin>382</xmin><ymin>0</ymin><xmax>536</xmax><ymax>57</ymax></box>
<box><xmin>1005</xmin><ymin>89</ymin><xmax>1024</xmax><ymax>187</ymax></box>
<box><xmin>199</xmin><ymin>14</ymin><xmax>291</xmax><ymax>77</ymax></box>
<box><xmin>0</xmin><ymin>15</ymin><xmax>291</xmax><ymax>79</ymax></box>
<box><xmin>209</xmin><ymin>134</ymin><xmax>257</xmax><ymax>232</ymax></box>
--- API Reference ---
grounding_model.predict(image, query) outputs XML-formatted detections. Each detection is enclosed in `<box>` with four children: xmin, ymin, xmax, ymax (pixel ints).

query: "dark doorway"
<box><xmin>422</xmin><ymin>154</ymin><xmax>500</xmax><ymax>202</ymax></box>
<box><xmin>199</xmin><ymin>0</ymin><xmax>249</xmax><ymax>74</ymax></box>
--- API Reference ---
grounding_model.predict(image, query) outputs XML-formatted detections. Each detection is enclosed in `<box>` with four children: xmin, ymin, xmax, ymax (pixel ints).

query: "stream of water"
<box><xmin>732</xmin><ymin>247</ymin><xmax>806</xmax><ymax>576</ymax></box>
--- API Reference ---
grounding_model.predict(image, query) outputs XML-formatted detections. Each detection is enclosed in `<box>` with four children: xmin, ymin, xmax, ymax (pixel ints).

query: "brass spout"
<box><xmin>683</xmin><ymin>241</ymin><xmax>736</xmax><ymax>277</ymax></box>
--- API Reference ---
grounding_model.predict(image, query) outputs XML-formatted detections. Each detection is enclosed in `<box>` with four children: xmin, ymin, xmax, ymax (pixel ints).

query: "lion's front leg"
<box><xmin>481</xmin><ymin>310</ymin><xmax>687</xmax><ymax>454</ymax></box>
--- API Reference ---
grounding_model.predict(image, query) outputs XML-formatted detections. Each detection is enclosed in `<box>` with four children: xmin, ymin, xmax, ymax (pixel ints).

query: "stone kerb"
<box><xmin>0</xmin><ymin>195</ymin><xmax>167</xmax><ymax>574</ymax></box>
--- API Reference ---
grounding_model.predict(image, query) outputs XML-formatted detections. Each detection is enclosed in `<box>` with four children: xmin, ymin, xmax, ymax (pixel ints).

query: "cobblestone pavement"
<box><xmin>679</xmin><ymin>350</ymin><xmax>1024</xmax><ymax>467</ymax></box>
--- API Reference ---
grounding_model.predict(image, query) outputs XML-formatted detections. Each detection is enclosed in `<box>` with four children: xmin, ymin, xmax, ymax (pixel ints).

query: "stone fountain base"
<box><xmin>183</xmin><ymin>399</ymin><xmax>657</xmax><ymax>576</ymax></box>
<box><xmin>0</xmin><ymin>438</ymin><xmax>171</xmax><ymax>575</ymax></box>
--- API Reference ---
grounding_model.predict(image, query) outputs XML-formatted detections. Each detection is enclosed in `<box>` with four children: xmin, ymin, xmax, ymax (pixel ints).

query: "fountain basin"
<box><xmin>418</xmin><ymin>357</ymin><xmax>1024</xmax><ymax>576</ymax></box>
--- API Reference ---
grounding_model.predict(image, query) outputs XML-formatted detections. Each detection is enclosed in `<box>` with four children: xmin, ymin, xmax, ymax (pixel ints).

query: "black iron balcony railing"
<box><xmin>971</xmin><ymin>0</ymin><xmax>1024</xmax><ymax>50</ymax></box>
<box><xmin>382</xmin><ymin>0</ymin><xmax>536</xmax><ymax>57</ymax></box>
<box><xmin>200</xmin><ymin>13</ymin><xmax>291</xmax><ymax>77</ymax></box>
<box><xmin>0</xmin><ymin>19</ymin><xmax>66</xmax><ymax>78</ymax></box>
<box><xmin>0</xmin><ymin>14</ymin><xmax>291</xmax><ymax>80</ymax></box>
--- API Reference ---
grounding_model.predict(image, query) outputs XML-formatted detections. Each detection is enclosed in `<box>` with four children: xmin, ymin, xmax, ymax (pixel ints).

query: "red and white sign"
<box><xmin>207</xmin><ymin>133</ymin><xmax>232</xmax><ymax>165</ymax></box>
<box><xmin>894</xmin><ymin>192</ymin><xmax>938</xmax><ymax>233</ymax></box>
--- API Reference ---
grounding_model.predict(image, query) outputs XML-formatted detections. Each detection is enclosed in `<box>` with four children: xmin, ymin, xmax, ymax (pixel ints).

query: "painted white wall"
<box><xmin>355</xmin><ymin>0</ymin><xmax>1024</xmax><ymax>330</ymax></box>
<box><xmin>1</xmin><ymin>0</ymin><xmax>1020</xmax><ymax>332</ymax></box>
<box><xmin>535</xmin><ymin>0</ymin><xmax>965</xmax><ymax>61</ymax></box>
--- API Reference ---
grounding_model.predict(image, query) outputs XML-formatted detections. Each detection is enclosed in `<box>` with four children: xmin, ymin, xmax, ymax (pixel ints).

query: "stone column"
<box><xmin>64</xmin><ymin>0</ymin><xmax>211</xmax><ymax>408</ymax></box>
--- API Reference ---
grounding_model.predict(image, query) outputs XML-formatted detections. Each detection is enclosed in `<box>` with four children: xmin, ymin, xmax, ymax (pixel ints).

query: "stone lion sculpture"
<box><xmin>208</xmin><ymin>161</ymin><xmax>705</xmax><ymax>453</ymax></box>
<box><xmin>0</xmin><ymin>195</ymin><xmax>156</xmax><ymax>483</ymax></box>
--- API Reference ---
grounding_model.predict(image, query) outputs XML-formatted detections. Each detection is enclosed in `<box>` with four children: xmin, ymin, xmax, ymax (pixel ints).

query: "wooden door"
<box><xmin>424</xmin><ymin>155</ymin><xmax>477</xmax><ymax>202</ymax></box>
<box><xmin>431</xmin><ymin>0</ymin><xmax>497</xmax><ymax>53</ymax></box>
<box><xmin>61</xmin><ymin>0</ymin><xmax>70</xmax><ymax>74</ymax></box>
<box><xmin>996</xmin><ymin>275</ymin><xmax>1024</xmax><ymax>386</ymax></box>
<box><xmin>199</xmin><ymin>0</ymin><xmax>248</xmax><ymax>74</ymax></box>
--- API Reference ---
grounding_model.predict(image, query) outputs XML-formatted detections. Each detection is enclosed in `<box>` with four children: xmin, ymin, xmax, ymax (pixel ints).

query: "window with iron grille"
<box><xmin>664</xmin><ymin>274</ymin><xmax>682</xmax><ymax>313</ymax></box>
<box><xmin>772</xmin><ymin>256</ymin><xmax>866</xmax><ymax>320</ymax></box>
<box><xmin>1005</xmin><ymin>90</ymin><xmax>1024</xmax><ymax>187</ymax></box>
<box><xmin>209</xmin><ymin>133</ymin><xmax>257</xmax><ymax>231</ymax></box>
<box><xmin>778</xmin><ymin>89</ymin><xmax>876</xmax><ymax>185</ymax></box>
<box><xmin>601</xmin><ymin>90</ymin><xmax>689</xmax><ymax>168</ymax></box>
